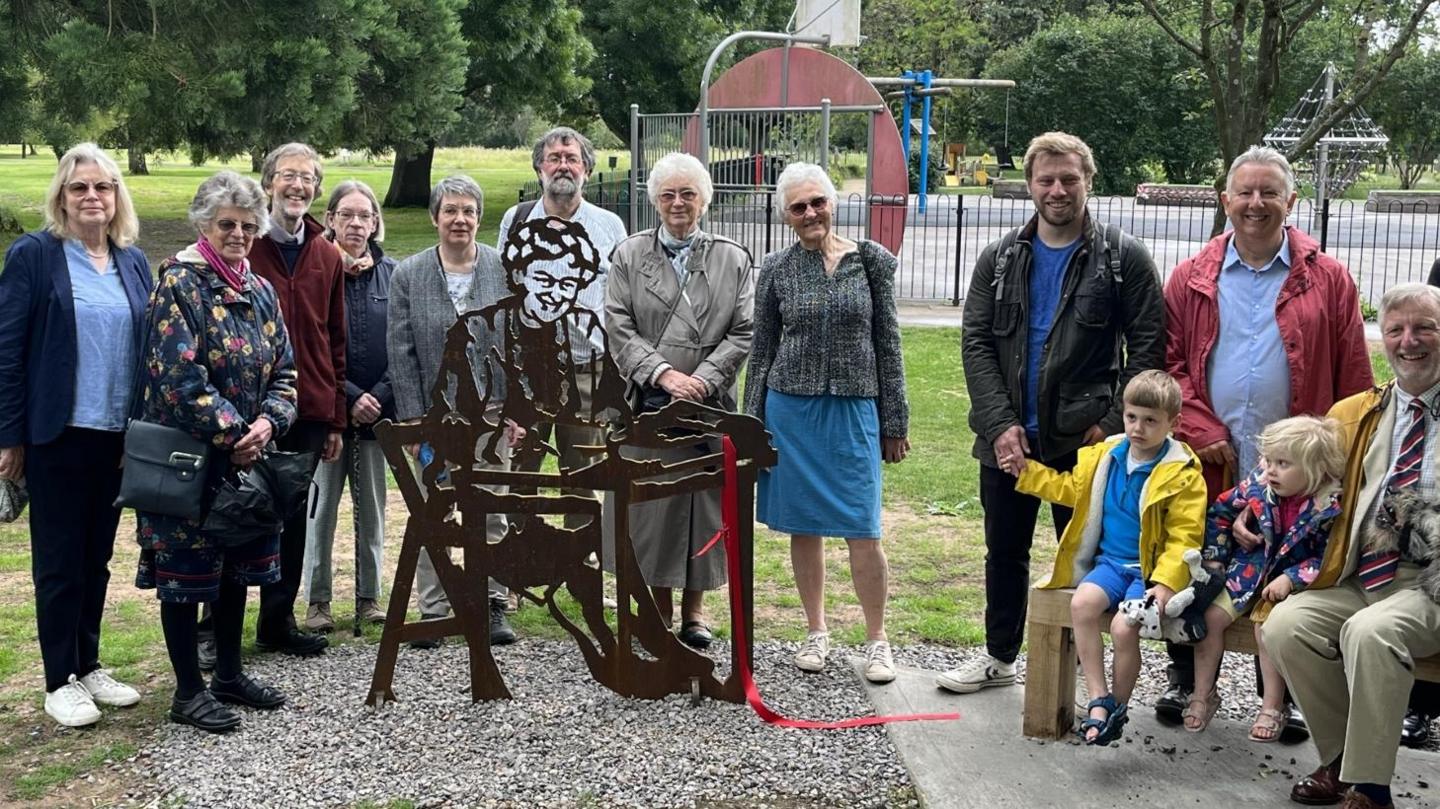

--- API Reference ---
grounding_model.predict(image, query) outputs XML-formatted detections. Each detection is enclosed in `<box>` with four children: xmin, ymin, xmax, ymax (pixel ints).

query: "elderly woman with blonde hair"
<box><xmin>743</xmin><ymin>161</ymin><xmax>910</xmax><ymax>683</ymax></box>
<box><xmin>0</xmin><ymin>143</ymin><xmax>151</xmax><ymax>727</ymax></box>
<box><xmin>603</xmin><ymin>152</ymin><xmax>755</xmax><ymax>648</ymax></box>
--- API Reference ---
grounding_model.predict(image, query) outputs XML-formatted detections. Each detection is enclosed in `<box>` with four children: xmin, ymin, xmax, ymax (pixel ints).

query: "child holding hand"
<box><xmin>1016</xmin><ymin>371</ymin><xmax>1207</xmax><ymax>745</ymax></box>
<box><xmin>1185</xmin><ymin>416</ymin><xmax>1345</xmax><ymax>740</ymax></box>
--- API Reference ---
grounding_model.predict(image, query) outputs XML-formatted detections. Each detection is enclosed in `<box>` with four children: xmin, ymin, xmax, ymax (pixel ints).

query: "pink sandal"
<box><xmin>1182</xmin><ymin>689</ymin><xmax>1221</xmax><ymax>733</ymax></box>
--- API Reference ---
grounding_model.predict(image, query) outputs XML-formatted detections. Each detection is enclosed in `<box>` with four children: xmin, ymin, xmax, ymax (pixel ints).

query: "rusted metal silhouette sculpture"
<box><xmin>366</xmin><ymin>216</ymin><xmax>775</xmax><ymax>706</ymax></box>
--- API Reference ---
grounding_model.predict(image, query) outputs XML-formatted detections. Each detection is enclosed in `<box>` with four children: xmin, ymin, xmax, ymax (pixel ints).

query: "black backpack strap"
<box><xmin>506</xmin><ymin>199</ymin><xmax>538</xmax><ymax>243</ymax></box>
<box><xmin>992</xmin><ymin>226</ymin><xmax>1022</xmax><ymax>302</ymax></box>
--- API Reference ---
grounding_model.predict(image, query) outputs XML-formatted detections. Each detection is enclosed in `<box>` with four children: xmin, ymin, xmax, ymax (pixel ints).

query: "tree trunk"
<box><xmin>250</xmin><ymin>147</ymin><xmax>265</xmax><ymax>175</ymax></box>
<box><xmin>128</xmin><ymin>147</ymin><xmax>149</xmax><ymax>176</ymax></box>
<box><xmin>384</xmin><ymin>143</ymin><xmax>437</xmax><ymax>208</ymax></box>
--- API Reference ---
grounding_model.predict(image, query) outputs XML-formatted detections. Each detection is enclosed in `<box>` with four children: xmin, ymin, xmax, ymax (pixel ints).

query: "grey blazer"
<box><xmin>387</xmin><ymin>244</ymin><xmax>509</xmax><ymax>422</ymax></box>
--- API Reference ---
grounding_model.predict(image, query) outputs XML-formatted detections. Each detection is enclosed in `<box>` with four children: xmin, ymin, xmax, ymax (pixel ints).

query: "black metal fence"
<box><xmin>520</xmin><ymin>181</ymin><xmax>1440</xmax><ymax>305</ymax></box>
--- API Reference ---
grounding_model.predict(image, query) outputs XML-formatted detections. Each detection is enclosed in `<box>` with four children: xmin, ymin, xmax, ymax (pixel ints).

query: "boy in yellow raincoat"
<box><xmin>1016</xmin><ymin>370</ymin><xmax>1207</xmax><ymax>744</ymax></box>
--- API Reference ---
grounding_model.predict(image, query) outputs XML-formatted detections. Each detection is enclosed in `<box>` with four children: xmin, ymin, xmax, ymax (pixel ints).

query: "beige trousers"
<box><xmin>1263</xmin><ymin>563</ymin><xmax>1440</xmax><ymax>785</ymax></box>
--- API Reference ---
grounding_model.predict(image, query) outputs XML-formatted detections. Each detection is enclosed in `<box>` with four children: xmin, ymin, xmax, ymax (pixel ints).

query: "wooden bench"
<box><xmin>1021</xmin><ymin>585</ymin><xmax>1440</xmax><ymax>739</ymax></box>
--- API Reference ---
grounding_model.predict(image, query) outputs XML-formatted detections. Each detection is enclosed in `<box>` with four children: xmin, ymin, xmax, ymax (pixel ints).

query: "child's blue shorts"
<box><xmin>1080</xmin><ymin>555</ymin><xmax>1146</xmax><ymax>610</ymax></box>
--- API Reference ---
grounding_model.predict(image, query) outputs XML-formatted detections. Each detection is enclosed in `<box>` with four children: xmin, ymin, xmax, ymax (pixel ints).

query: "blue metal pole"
<box><xmin>900</xmin><ymin>69</ymin><xmax>914</xmax><ymax>174</ymax></box>
<box><xmin>918</xmin><ymin>70</ymin><xmax>933</xmax><ymax>215</ymax></box>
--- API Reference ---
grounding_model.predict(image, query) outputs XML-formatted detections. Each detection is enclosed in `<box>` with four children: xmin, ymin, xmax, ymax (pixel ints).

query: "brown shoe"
<box><xmin>1291</xmin><ymin>763</ymin><xmax>1349</xmax><ymax>806</ymax></box>
<box><xmin>1338</xmin><ymin>789</ymin><xmax>1394</xmax><ymax>809</ymax></box>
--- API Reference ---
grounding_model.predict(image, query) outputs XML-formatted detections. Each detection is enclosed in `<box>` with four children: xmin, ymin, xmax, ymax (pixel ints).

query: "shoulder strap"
<box><xmin>506</xmin><ymin>200</ymin><xmax>538</xmax><ymax>243</ymax></box>
<box><xmin>992</xmin><ymin>226</ymin><xmax>1022</xmax><ymax>302</ymax></box>
<box><xmin>1096</xmin><ymin>221</ymin><xmax>1123</xmax><ymax>289</ymax></box>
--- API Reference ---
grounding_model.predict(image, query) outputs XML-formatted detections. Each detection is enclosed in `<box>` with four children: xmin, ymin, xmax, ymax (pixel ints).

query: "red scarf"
<box><xmin>194</xmin><ymin>238</ymin><xmax>250</xmax><ymax>290</ymax></box>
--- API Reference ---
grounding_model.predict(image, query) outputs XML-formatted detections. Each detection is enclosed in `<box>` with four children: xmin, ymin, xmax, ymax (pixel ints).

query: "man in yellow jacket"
<box><xmin>1011</xmin><ymin>370</ymin><xmax>1207</xmax><ymax>744</ymax></box>
<box><xmin>1264</xmin><ymin>283</ymin><xmax>1440</xmax><ymax>809</ymax></box>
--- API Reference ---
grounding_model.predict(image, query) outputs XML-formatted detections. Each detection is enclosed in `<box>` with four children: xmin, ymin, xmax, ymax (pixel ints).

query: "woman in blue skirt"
<box><xmin>744</xmin><ymin>162</ymin><xmax>910</xmax><ymax>684</ymax></box>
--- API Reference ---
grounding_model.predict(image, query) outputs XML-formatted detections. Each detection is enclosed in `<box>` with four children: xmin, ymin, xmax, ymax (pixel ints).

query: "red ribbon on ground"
<box><xmin>700</xmin><ymin>436</ymin><xmax>961</xmax><ymax>729</ymax></box>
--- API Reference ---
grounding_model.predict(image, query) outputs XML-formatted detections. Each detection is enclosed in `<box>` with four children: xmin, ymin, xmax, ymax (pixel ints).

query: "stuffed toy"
<box><xmin>1363</xmin><ymin>489</ymin><xmax>1440</xmax><ymax>603</ymax></box>
<box><xmin>1118</xmin><ymin>549</ymin><xmax>1226</xmax><ymax>643</ymax></box>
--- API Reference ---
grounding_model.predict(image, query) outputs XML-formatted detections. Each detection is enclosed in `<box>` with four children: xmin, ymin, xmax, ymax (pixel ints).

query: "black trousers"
<box><xmin>27</xmin><ymin>427</ymin><xmax>125</xmax><ymax>692</ymax></box>
<box><xmin>256</xmin><ymin>419</ymin><xmax>329</xmax><ymax>640</ymax></box>
<box><xmin>978</xmin><ymin>451</ymin><xmax>1077</xmax><ymax>664</ymax></box>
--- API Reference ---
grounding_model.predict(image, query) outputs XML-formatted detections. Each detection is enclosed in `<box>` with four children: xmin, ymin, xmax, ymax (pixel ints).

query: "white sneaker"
<box><xmin>935</xmin><ymin>656</ymin><xmax>1017</xmax><ymax>694</ymax></box>
<box><xmin>794</xmin><ymin>631</ymin><xmax>831</xmax><ymax>672</ymax></box>
<box><xmin>45</xmin><ymin>675</ymin><xmax>102</xmax><ymax>727</ymax></box>
<box><xmin>80</xmin><ymin>669</ymin><xmax>141</xmax><ymax>707</ymax></box>
<box><xmin>863</xmin><ymin>640</ymin><xmax>896</xmax><ymax>684</ymax></box>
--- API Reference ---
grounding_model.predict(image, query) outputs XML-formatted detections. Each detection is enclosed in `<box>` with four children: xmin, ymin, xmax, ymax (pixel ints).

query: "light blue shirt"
<box><xmin>1098</xmin><ymin>437</ymin><xmax>1168</xmax><ymax>566</ymax></box>
<box><xmin>1205</xmin><ymin>232</ymin><xmax>1292</xmax><ymax>475</ymax></box>
<box><xmin>64</xmin><ymin>240</ymin><xmax>135</xmax><ymax>431</ymax></box>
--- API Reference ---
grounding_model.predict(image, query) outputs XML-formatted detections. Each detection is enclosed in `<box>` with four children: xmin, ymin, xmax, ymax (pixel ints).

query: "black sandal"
<box><xmin>169</xmin><ymin>690</ymin><xmax>241</xmax><ymax>733</ymax></box>
<box><xmin>210</xmin><ymin>672</ymin><xmax>287</xmax><ymax>710</ymax></box>
<box><xmin>678</xmin><ymin>620</ymin><xmax>714</xmax><ymax>650</ymax></box>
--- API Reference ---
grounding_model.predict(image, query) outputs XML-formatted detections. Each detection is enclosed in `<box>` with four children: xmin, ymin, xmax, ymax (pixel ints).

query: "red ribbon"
<box><xmin>701</xmin><ymin>436</ymin><xmax>961</xmax><ymax>729</ymax></box>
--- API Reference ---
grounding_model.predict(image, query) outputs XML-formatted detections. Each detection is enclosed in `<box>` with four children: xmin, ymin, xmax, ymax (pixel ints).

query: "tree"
<box><xmin>1137</xmin><ymin>0</ymin><xmax>1440</xmax><ymax>230</ymax></box>
<box><xmin>383</xmin><ymin>0</ymin><xmax>593</xmax><ymax>206</ymax></box>
<box><xmin>979</xmin><ymin>13</ymin><xmax>1215</xmax><ymax>194</ymax></box>
<box><xmin>1368</xmin><ymin>47</ymin><xmax>1440</xmax><ymax>189</ymax></box>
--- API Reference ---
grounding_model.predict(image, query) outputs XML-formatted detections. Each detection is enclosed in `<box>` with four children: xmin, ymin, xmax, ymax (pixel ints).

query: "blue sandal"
<box><xmin>1077</xmin><ymin>694</ymin><xmax>1129</xmax><ymax>745</ymax></box>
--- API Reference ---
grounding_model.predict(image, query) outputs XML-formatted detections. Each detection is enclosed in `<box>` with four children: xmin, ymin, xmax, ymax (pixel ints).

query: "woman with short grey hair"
<box><xmin>302</xmin><ymin>179</ymin><xmax>394</xmax><ymax>632</ymax></box>
<box><xmin>744</xmin><ymin>161</ymin><xmax>910</xmax><ymax>684</ymax></box>
<box><xmin>134</xmin><ymin>170</ymin><xmax>299</xmax><ymax>732</ymax></box>
<box><xmin>603</xmin><ymin>152</ymin><xmax>754</xmax><ymax>649</ymax></box>
<box><xmin>388</xmin><ymin>174</ymin><xmax>520</xmax><ymax>648</ymax></box>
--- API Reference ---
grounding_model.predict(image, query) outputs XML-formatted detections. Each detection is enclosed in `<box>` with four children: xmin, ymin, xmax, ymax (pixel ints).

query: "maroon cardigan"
<box><xmin>248</xmin><ymin>215</ymin><xmax>348</xmax><ymax>429</ymax></box>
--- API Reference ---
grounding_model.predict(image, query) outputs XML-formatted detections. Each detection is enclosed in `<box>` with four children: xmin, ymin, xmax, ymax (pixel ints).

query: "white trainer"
<box><xmin>80</xmin><ymin>669</ymin><xmax>141</xmax><ymax>708</ymax></box>
<box><xmin>794</xmin><ymin>631</ymin><xmax>831</xmax><ymax>672</ymax></box>
<box><xmin>45</xmin><ymin>675</ymin><xmax>102</xmax><ymax>727</ymax></box>
<box><xmin>935</xmin><ymin>656</ymin><xmax>1017</xmax><ymax>694</ymax></box>
<box><xmin>863</xmin><ymin>640</ymin><xmax>897</xmax><ymax>684</ymax></box>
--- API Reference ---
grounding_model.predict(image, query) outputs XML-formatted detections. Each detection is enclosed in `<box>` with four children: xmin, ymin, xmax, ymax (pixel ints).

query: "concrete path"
<box><xmin>859</xmin><ymin>664</ymin><xmax>1439</xmax><ymax>809</ymax></box>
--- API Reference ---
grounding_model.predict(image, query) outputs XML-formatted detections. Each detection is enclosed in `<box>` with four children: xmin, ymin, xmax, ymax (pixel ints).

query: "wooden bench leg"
<box><xmin>1022</xmin><ymin>619</ymin><xmax>1077</xmax><ymax>739</ymax></box>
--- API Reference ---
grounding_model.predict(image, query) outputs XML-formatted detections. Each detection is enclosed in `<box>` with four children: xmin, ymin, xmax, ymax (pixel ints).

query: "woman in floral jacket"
<box><xmin>135</xmin><ymin>171</ymin><xmax>298</xmax><ymax>734</ymax></box>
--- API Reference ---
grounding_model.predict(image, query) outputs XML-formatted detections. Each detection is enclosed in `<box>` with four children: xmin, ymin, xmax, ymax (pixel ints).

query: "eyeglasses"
<box><xmin>543</xmin><ymin>153</ymin><xmax>584</xmax><ymax>168</ymax></box>
<box><xmin>440</xmin><ymin>205</ymin><xmax>479</xmax><ymax>218</ymax></box>
<box><xmin>658</xmin><ymin>189</ymin><xmax>699</xmax><ymax>204</ymax></box>
<box><xmin>276</xmin><ymin>170</ymin><xmax>318</xmax><ymax>186</ymax></box>
<box><xmin>787</xmin><ymin>196</ymin><xmax>830</xmax><ymax>217</ymax></box>
<box><xmin>333</xmin><ymin>209</ymin><xmax>375</xmax><ymax>223</ymax></box>
<box><xmin>216</xmin><ymin>219</ymin><xmax>260</xmax><ymax>235</ymax></box>
<box><xmin>66</xmin><ymin>181</ymin><xmax>116</xmax><ymax>195</ymax></box>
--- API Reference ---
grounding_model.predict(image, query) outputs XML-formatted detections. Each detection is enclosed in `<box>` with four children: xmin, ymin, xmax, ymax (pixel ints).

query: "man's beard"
<box><xmin>545</xmin><ymin>175</ymin><xmax>581</xmax><ymax>199</ymax></box>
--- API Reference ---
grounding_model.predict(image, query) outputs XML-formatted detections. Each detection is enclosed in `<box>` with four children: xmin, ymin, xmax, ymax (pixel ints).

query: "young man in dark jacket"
<box><xmin>943</xmin><ymin>131</ymin><xmax>1165</xmax><ymax>694</ymax></box>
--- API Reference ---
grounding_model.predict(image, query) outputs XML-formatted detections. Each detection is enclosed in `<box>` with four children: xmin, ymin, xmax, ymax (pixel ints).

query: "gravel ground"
<box><xmin>109</xmin><ymin>639</ymin><xmax>1433</xmax><ymax>807</ymax></box>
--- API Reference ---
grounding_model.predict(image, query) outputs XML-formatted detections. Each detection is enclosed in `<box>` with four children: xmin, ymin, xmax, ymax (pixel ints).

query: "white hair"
<box><xmin>646</xmin><ymin>152</ymin><xmax>714</xmax><ymax>214</ymax></box>
<box><xmin>774</xmin><ymin>162</ymin><xmax>837</xmax><ymax>216</ymax></box>
<box><xmin>1226</xmin><ymin>145</ymin><xmax>1296</xmax><ymax>198</ymax></box>
<box><xmin>1379</xmin><ymin>282</ymin><xmax>1440</xmax><ymax>321</ymax></box>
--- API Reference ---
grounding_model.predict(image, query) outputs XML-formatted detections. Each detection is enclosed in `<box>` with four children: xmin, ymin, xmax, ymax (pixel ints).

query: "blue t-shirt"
<box><xmin>1023</xmin><ymin>237</ymin><xmax>1080</xmax><ymax>438</ymax></box>
<box><xmin>1097</xmin><ymin>438</ymin><xmax>1169</xmax><ymax>566</ymax></box>
<box><xmin>64</xmin><ymin>240</ymin><xmax>135</xmax><ymax>431</ymax></box>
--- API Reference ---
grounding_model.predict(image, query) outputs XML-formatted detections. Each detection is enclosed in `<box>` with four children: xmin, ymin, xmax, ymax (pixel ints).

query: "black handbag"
<box><xmin>201</xmin><ymin>448</ymin><xmax>316</xmax><ymax>546</ymax></box>
<box><xmin>114</xmin><ymin>419</ymin><xmax>211</xmax><ymax>520</ymax></box>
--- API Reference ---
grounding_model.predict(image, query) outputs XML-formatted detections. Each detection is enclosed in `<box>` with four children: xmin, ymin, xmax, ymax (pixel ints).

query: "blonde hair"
<box><xmin>43</xmin><ymin>143</ymin><xmax>139</xmax><ymax>248</ymax></box>
<box><xmin>1023</xmin><ymin>131</ymin><xmax>1097</xmax><ymax>183</ymax></box>
<box><xmin>1258</xmin><ymin>416</ymin><xmax>1346</xmax><ymax>495</ymax></box>
<box><xmin>1122</xmin><ymin>370</ymin><xmax>1182</xmax><ymax>419</ymax></box>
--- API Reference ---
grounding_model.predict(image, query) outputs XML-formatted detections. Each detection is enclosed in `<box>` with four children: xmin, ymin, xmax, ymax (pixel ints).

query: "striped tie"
<box><xmin>1357</xmin><ymin>398</ymin><xmax>1427</xmax><ymax>591</ymax></box>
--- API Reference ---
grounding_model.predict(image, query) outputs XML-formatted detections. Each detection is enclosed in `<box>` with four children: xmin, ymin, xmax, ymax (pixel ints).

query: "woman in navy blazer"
<box><xmin>0</xmin><ymin>144</ymin><xmax>152</xmax><ymax>728</ymax></box>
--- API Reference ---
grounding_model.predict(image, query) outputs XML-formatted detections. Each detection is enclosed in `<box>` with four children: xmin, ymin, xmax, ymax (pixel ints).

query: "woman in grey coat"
<box><xmin>386</xmin><ymin>175</ymin><xmax>522</xmax><ymax>647</ymax></box>
<box><xmin>603</xmin><ymin>152</ymin><xmax>755</xmax><ymax>649</ymax></box>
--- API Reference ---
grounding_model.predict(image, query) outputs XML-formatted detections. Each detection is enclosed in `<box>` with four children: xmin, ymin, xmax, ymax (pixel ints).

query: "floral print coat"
<box><xmin>1202</xmin><ymin>466</ymin><xmax>1342</xmax><ymax>615</ymax></box>
<box><xmin>135</xmin><ymin>254</ymin><xmax>298</xmax><ymax>551</ymax></box>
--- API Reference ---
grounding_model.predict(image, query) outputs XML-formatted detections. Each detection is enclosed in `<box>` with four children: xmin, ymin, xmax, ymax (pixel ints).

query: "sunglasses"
<box><xmin>216</xmin><ymin>219</ymin><xmax>260</xmax><ymax>235</ymax></box>
<box><xmin>66</xmin><ymin>181</ymin><xmax>116</xmax><ymax>195</ymax></box>
<box><xmin>787</xmin><ymin>196</ymin><xmax>829</xmax><ymax>217</ymax></box>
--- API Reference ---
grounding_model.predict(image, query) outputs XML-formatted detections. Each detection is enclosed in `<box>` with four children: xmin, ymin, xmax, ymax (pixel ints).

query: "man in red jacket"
<box><xmin>1159</xmin><ymin>144</ymin><xmax>1372</xmax><ymax>734</ymax></box>
<box><xmin>248</xmin><ymin>142</ymin><xmax>347</xmax><ymax>656</ymax></box>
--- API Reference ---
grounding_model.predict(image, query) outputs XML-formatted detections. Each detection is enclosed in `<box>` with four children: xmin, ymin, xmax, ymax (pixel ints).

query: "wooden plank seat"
<box><xmin>1021</xmin><ymin>585</ymin><xmax>1440</xmax><ymax>739</ymax></box>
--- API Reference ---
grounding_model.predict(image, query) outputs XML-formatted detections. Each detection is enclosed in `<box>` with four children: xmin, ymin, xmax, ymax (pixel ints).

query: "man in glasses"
<box><xmin>238</xmin><ymin>142</ymin><xmax>348</xmax><ymax>658</ymax></box>
<box><xmin>1264</xmin><ymin>283</ymin><xmax>1440</xmax><ymax>809</ymax></box>
<box><xmin>496</xmin><ymin>128</ymin><xmax>628</xmax><ymax>543</ymax></box>
<box><xmin>946</xmin><ymin>131</ymin><xmax>1164</xmax><ymax>694</ymax></box>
